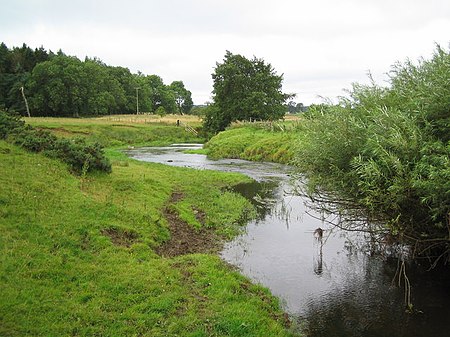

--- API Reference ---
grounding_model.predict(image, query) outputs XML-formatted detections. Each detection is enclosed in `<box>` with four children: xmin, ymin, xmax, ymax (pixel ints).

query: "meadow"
<box><xmin>24</xmin><ymin>114</ymin><xmax>204</xmax><ymax>148</ymax></box>
<box><xmin>0</xmin><ymin>115</ymin><xmax>297</xmax><ymax>337</ymax></box>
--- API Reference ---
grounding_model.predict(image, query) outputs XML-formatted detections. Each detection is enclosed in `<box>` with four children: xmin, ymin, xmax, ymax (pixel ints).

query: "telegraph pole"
<box><xmin>135</xmin><ymin>87</ymin><xmax>140</xmax><ymax>114</ymax></box>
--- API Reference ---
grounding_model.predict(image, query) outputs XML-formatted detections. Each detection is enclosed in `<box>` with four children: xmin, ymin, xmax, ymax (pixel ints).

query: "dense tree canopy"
<box><xmin>0</xmin><ymin>43</ymin><xmax>53</xmax><ymax>113</ymax></box>
<box><xmin>26</xmin><ymin>56</ymin><xmax>126</xmax><ymax>117</ymax></box>
<box><xmin>0</xmin><ymin>42</ymin><xmax>193</xmax><ymax>116</ymax></box>
<box><xmin>204</xmin><ymin>51</ymin><xmax>292</xmax><ymax>133</ymax></box>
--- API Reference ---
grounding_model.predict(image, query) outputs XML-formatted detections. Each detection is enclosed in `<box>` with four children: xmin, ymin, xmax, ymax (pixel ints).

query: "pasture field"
<box><xmin>0</xmin><ymin>115</ymin><xmax>297</xmax><ymax>336</ymax></box>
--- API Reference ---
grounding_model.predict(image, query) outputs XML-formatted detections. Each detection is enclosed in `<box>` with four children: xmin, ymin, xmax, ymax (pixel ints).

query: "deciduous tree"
<box><xmin>204</xmin><ymin>51</ymin><xmax>292</xmax><ymax>133</ymax></box>
<box><xmin>169</xmin><ymin>80</ymin><xmax>193</xmax><ymax>114</ymax></box>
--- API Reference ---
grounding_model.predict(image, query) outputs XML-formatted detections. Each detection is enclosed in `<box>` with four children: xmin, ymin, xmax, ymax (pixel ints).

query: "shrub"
<box><xmin>14</xmin><ymin>128</ymin><xmax>57</xmax><ymax>152</ymax></box>
<box><xmin>0</xmin><ymin>109</ymin><xmax>25</xmax><ymax>139</ymax></box>
<box><xmin>155</xmin><ymin>106</ymin><xmax>167</xmax><ymax>117</ymax></box>
<box><xmin>45</xmin><ymin>138</ymin><xmax>112</xmax><ymax>174</ymax></box>
<box><xmin>293</xmin><ymin>46</ymin><xmax>450</xmax><ymax>263</ymax></box>
<box><xmin>0</xmin><ymin>109</ymin><xmax>111</xmax><ymax>174</ymax></box>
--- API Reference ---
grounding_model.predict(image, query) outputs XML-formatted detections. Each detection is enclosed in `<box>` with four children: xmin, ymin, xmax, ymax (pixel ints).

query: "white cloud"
<box><xmin>1</xmin><ymin>0</ymin><xmax>449</xmax><ymax>105</ymax></box>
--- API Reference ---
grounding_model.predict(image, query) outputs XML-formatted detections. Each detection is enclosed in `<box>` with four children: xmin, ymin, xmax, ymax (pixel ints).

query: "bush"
<box><xmin>45</xmin><ymin>138</ymin><xmax>112</xmax><ymax>174</ymax></box>
<box><xmin>14</xmin><ymin>127</ymin><xmax>57</xmax><ymax>152</ymax></box>
<box><xmin>155</xmin><ymin>106</ymin><xmax>167</xmax><ymax>117</ymax></box>
<box><xmin>293</xmin><ymin>46</ymin><xmax>450</xmax><ymax>263</ymax></box>
<box><xmin>0</xmin><ymin>110</ymin><xmax>25</xmax><ymax>139</ymax></box>
<box><xmin>0</xmin><ymin>109</ymin><xmax>111</xmax><ymax>174</ymax></box>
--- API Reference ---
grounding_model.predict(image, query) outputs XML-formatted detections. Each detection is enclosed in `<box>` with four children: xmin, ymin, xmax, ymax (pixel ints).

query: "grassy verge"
<box><xmin>205</xmin><ymin>125</ymin><xmax>299</xmax><ymax>164</ymax></box>
<box><xmin>1</xmin><ymin>128</ymin><xmax>296</xmax><ymax>336</ymax></box>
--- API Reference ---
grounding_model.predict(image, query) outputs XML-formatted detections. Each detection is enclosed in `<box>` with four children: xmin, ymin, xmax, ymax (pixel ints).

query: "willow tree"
<box><xmin>294</xmin><ymin>45</ymin><xmax>450</xmax><ymax>266</ymax></box>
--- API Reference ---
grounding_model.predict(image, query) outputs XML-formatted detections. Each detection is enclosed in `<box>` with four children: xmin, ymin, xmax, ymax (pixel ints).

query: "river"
<box><xmin>125</xmin><ymin>144</ymin><xmax>450</xmax><ymax>337</ymax></box>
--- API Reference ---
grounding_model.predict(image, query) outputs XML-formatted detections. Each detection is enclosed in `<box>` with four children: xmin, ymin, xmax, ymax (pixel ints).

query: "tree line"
<box><xmin>0</xmin><ymin>43</ymin><xmax>193</xmax><ymax>117</ymax></box>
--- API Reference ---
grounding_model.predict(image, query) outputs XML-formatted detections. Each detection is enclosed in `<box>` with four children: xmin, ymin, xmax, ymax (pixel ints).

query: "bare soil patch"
<box><xmin>156</xmin><ymin>192</ymin><xmax>221</xmax><ymax>257</ymax></box>
<box><xmin>101</xmin><ymin>227</ymin><xmax>140</xmax><ymax>247</ymax></box>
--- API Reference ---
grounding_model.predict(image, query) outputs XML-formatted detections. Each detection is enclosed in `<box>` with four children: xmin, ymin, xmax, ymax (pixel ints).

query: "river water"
<box><xmin>125</xmin><ymin>144</ymin><xmax>450</xmax><ymax>337</ymax></box>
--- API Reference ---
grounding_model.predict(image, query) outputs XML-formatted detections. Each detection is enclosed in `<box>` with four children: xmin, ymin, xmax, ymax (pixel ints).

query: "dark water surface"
<box><xmin>126</xmin><ymin>144</ymin><xmax>450</xmax><ymax>337</ymax></box>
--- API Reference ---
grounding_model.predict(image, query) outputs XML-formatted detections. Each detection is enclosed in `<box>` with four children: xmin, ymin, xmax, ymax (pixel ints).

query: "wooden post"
<box><xmin>20</xmin><ymin>86</ymin><xmax>30</xmax><ymax>117</ymax></box>
<box><xmin>136</xmin><ymin>87</ymin><xmax>140</xmax><ymax>114</ymax></box>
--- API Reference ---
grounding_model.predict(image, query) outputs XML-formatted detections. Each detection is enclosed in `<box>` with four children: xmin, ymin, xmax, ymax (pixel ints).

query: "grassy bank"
<box><xmin>24</xmin><ymin>114</ymin><xmax>204</xmax><ymax>148</ymax></box>
<box><xmin>205</xmin><ymin>125</ymin><xmax>299</xmax><ymax>164</ymax></box>
<box><xmin>0</xmin><ymin>116</ymin><xmax>297</xmax><ymax>336</ymax></box>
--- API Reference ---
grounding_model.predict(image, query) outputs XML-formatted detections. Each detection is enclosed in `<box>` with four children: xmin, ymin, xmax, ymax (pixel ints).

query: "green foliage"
<box><xmin>190</xmin><ymin>105</ymin><xmax>208</xmax><ymax>117</ymax></box>
<box><xmin>204</xmin><ymin>51</ymin><xmax>292</xmax><ymax>133</ymax></box>
<box><xmin>26</xmin><ymin>55</ymin><xmax>127</xmax><ymax>117</ymax></box>
<box><xmin>0</xmin><ymin>109</ymin><xmax>24</xmax><ymax>138</ymax></box>
<box><xmin>0</xmin><ymin>43</ymin><xmax>53</xmax><ymax>113</ymax></box>
<box><xmin>145</xmin><ymin>74</ymin><xmax>177</xmax><ymax>114</ymax></box>
<box><xmin>169</xmin><ymin>80</ymin><xmax>194</xmax><ymax>114</ymax></box>
<box><xmin>205</xmin><ymin>126</ymin><xmax>296</xmax><ymax>164</ymax></box>
<box><xmin>0</xmin><ymin>109</ymin><xmax>111</xmax><ymax>173</ymax></box>
<box><xmin>202</xmin><ymin>103</ymin><xmax>225</xmax><ymax>135</ymax></box>
<box><xmin>388</xmin><ymin>45</ymin><xmax>450</xmax><ymax>142</ymax></box>
<box><xmin>155</xmin><ymin>106</ymin><xmax>167</xmax><ymax>117</ymax></box>
<box><xmin>14</xmin><ymin>127</ymin><xmax>58</xmax><ymax>152</ymax></box>
<box><xmin>285</xmin><ymin>100</ymin><xmax>308</xmax><ymax>114</ymax></box>
<box><xmin>412</xmin><ymin>141</ymin><xmax>450</xmax><ymax>228</ymax></box>
<box><xmin>293</xmin><ymin>46</ymin><xmax>450</xmax><ymax>261</ymax></box>
<box><xmin>0</xmin><ymin>43</ymin><xmax>195</xmax><ymax>117</ymax></box>
<box><xmin>45</xmin><ymin>138</ymin><xmax>112</xmax><ymax>174</ymax></box>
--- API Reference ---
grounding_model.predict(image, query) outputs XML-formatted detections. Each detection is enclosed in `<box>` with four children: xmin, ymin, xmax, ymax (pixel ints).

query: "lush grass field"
<box><xmin>1</xmin><ymin>116</ymin><xmax>298</xmax><ymax>336</ymax></box>
<box><xmin>24</xmin><ymin>114</ymin><xmax>204</xmax><ymax>147</ymax></box>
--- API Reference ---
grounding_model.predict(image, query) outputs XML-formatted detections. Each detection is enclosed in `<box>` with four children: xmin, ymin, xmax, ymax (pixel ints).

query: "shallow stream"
<box><xmin>126</xmin><ymin>144</ymin><xmax>450</xmax><ymax>337</ymax></box>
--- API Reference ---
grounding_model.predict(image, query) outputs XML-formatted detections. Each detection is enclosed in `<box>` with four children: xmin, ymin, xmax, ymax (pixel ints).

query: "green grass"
<box><xmin>205</xmin><ymin>126</ymin><xmax>299</xmax><ymax>164</ymax></box>
<box><xmin>25</xmin><ymin>116</ymin><xmax>204</xmax><ymax>148</ymax></box>
<box><xmin>0</xmin><ymin>140</ymin><xmax>296</xmax><ymax>336</ymax></box>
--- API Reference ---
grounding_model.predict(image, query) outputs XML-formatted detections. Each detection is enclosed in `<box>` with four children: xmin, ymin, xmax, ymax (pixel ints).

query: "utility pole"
<box><xmin>20</xmin><ymin>86</ymin><xmax>31</xmax><ymax>117</ymax></box>
<box><xmin>136</xmin><ymin>87</ymin><xmax>140</xmax><ymax>114</ymax></box>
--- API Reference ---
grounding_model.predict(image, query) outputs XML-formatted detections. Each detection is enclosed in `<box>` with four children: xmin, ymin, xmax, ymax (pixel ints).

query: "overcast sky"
<box><xmin>1</xmin><ymin>0</ymin><xmax>449</xmax><ymax>105</ymax></box>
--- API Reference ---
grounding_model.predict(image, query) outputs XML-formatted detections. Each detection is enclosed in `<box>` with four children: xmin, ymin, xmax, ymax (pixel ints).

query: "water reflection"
<box><xmin>313</xmin><ymin>229</ymin><xmax>323</xmax><ymax>276</ymax></box>
<box><xmin>230</xmin><ymin>180</ymin><xmax>280</xmax><ymax>221</ymax></box>
<box><xmin>126</xmin><ymin>145</ymin><xmax>450</xmax><ymax>337</ymax></box>
<box><xmin>297</xmin><ymin>260</ymin><xmax>450</xmax><ymax>337</ymax></box>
